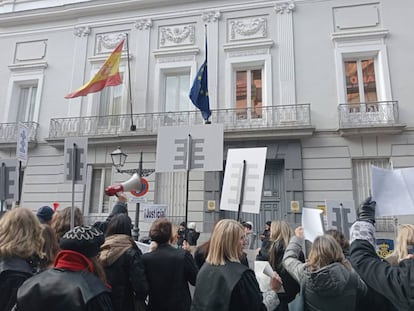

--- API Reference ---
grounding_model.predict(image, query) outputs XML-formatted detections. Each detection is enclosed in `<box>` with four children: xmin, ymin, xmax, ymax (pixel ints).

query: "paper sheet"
<box><xmin>302</xmin><ymin>207</ymin><xmax>324</xmax><ymax>242</ymax></box>
<box><xmin>371</xmin><ymin>165</ymin><xmax>414</xmax><ymax>216</ymax></box>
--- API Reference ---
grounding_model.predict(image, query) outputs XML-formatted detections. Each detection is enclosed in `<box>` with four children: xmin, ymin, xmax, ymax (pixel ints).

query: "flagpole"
<box><xmin>125</xmin><ymin>33</ymin><xmax>136</xmax><ymax>131</ymax></box>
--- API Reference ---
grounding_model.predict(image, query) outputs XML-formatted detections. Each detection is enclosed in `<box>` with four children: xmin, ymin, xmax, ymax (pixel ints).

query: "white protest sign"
<box><xmin>142</xmin><ymin>204</ymin><xmax>168</xmax><ymax>223</ymax></box>
<box><xmin>156</xmin><ymin>124</ymin><xmax>223</xmax><ymax>172</ymax></box>
<box><xmin>372</xmin><ymin>165</ymin><xmax>414</xmax><ymax>216</ymax></box>
<box><xmin>220</xmin><ymin>147</ymin><xmax>267</xmax><ymax>214</ymax></box>
<box><xmin>302</xmin><ymin>207</ymin><xmax>324</xmax><ymax>242</ymax></box>
<box><xmin>325</xmin><ymin>200</ymin><xmax>356</xmax><ymax>240</ymax></box>
<box><xmin>17</xmin><ymin>123</ymin><xmax>29</xmax><ymax>164</ymax></box>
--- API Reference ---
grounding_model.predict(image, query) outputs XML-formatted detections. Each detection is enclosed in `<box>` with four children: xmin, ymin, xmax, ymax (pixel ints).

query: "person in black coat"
<box><xmin>350</xmin><ymin>197</ymin><xmax>410</xmax><ymax>311</ymax></box>
<box><xmin>99</xmin><ymin>214</ymin><xmax>148</xmax><ymax>311</ymax></box>
<box><xmin>0</xmin><ymin>208</ymin><xmax>44</xmax><ymax>311</ymax></box>
<box><xmin>17</xmin><ymin>225</ymin><xmax>113</xmax><ymax>311</ymax></box>
<box><xmin>256</xmin><ymin>220</ymin><xmax>304</xmax><ymax>311</ymax></box>
<box><xmin>191</xmin><ymin>219</ymin><xmax>282</xmax><ymax>311</ymax></box>
<box><xmin>142</xmin><ymin>218</ymin><xmax>198</xmax><ymax>311</ymax></box>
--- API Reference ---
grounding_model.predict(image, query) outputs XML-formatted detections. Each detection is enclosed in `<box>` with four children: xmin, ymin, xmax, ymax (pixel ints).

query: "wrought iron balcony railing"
<box><xmin>0</xmin><ymin>121</ymin><xmax>39</xmax><ymax>144</ymax></box>
<box><xmin>48</xmin><ymin>104</ymin><xmax>312</xmax><ymax>139</ymax></box>
<box><xmin>338</xmin><ymin>101</ymin><xmax>400</xmax><ymax>128</ymax></box>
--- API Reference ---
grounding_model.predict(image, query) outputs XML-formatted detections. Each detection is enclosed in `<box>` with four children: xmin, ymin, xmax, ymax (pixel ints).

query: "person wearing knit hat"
<box><xmin>36</xmin><ymin>205</ymin><xmax>54</xmax><ymax>225</ymax></box>
<box><xmin>16</xmin><ymin>225</ymin><xmax>114</xmax><ymax>311</ymax></box>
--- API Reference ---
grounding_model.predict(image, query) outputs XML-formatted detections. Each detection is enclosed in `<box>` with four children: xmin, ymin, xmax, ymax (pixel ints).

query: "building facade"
<box><xmin>0</xmin><ymin>0</ymin><xmax>413</xmax><ymax>238</ymax></box>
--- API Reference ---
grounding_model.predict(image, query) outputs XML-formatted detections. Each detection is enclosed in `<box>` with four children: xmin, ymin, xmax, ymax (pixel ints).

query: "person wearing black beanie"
<box><xmin>16</xmin><ymin>225</ymin><xmax>114</xmax><ymax>311</ymax></box>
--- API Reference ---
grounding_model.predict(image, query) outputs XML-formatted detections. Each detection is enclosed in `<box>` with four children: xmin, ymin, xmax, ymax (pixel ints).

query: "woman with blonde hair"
<box><xmin>283</xmin><ymin>227</ymin><xmax>367</xmax><ymax>311</ymax></box>
<box><xmin>191</xmin><ymin>219</ymin><xmax>282</xmax><ymax>311</ymax></box>
<box><xmin>0</xmin><ymin>208</ymin><xmax>44</xmax><ymax>311</ymax></box>
<box><xmin>257</xmin><ymin>220</ymin><xmax>304</xmax><ymax>311</ymax></box>
<box><xmin>386</xmin><ymin>224</ymin><xmax>414</xmax><ymax>265</ymax></box>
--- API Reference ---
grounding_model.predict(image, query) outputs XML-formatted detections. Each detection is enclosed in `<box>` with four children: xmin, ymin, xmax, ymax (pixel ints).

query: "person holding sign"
<box><xmin>191</xmin><ymin>219</ymin><xmax>282</xmax><ymax>311</ymax></box>
<box><xmin>283</xmin><ymin>227</ymin><xmax>367</xmax><ymax>311</ymax></box>
<box><xmin>350</xmin><ymin>197</ymin><xmax>414</xmax><ymax>310</ymax></box>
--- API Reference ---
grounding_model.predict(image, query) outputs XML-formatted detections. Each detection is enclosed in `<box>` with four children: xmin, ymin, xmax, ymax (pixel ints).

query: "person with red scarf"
<box><xmin>16</xmin><ymin>225</ymin><xmax>113</xmax><ymax>311</ymax></box>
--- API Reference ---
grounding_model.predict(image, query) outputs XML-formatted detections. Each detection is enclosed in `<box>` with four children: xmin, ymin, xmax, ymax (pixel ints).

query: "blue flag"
<box><xmin>189</xmin><ymin>38</ymin><xmax>211</xmax><ymax>121</ymax></box>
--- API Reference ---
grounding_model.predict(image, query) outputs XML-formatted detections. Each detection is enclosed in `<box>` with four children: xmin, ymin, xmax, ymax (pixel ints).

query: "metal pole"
<box><xmin>125</xmin><ymin>33</ymin><xmax>136</xmax><ymax>131</ymax></box>
<box><xmin>0</xmin><ymin>163</ymin><xmax>5</xmax><ymax>212</ymax></box>
<box><xmin>132</xmin><ymin>202</ymin><xmax>140</xmax><ymax>241</ymax></box>
<box><xmin>132</xmin><ymin>152</ymin><xmax>143</xmax><ymax>241</ymax></box>
<box><xmin>237</xmin><ymin>160</ymin><xmax>247</xmax><ymax>221</ymax></box>
<box><xmin>185</xmin><ymin>134</ymin><xmax>192</xmax><ymax>225</ymax></box>
<box><xmin>16</xmin><ymin>161</ymin><xmax>22</xmax><ymax>206</ymax></box>
<box><xmin>71</xmin><ymin>143</ymin><xmax>77</xmax><ymax>229</ymax></box>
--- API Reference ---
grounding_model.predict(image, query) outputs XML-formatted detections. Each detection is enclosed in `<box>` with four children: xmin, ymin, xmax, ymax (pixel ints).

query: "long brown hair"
<box><xmin>269</xmin><ymin>220</ymin><xmax>293</xmax><ymax>269</ymax></box>
<box><xmin>307</xmin><ymin>234</ymin><xmax>351</xmax><ymax>271</ymax></box>
<box><xmin>51</xmin><ymin>206</ymin><xmax>84</xmax><ymax>241</ymax></box>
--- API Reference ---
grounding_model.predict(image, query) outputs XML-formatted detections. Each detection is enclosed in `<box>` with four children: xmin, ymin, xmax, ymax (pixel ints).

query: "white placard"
<box><xmin>372</xmin><ymin>165</ymin><xmax>414</xmax><ymax>216</ymax></box>
<box><xmin>156</xmin><ymin>124</ymin><xmax>223</xmax><ymax>172</ymax></box>
<box><xmin>220</xmin><ymin>147</ymin><xmax>267</xmax><ymax>214</ymax></box>
<box><xmin>325</xmin><ymin>200</ymin><xmax>356</xmax><ymax>240</ymax></box>
<box><xmin>302</xmin><ymin>207</ymin><xmax>324</xmax><ymax>242</ymax></box>
<box><xmin>142</xmin><ymin>203</ymin><xmax>168</xmax><ymax>223</ymax></box>
<box><xmin>16</xmin><ymin>123</ymin><xmax>29</xmax><ymax>164</ymax></box>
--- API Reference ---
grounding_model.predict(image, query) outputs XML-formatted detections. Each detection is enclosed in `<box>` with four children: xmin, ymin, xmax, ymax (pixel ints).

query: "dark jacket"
<box><xmin>186</xmin><ymin>229</ymin><xmax>200</xmax><ymax>246</ymax></box>
<box><xmin>142</xmin><ymin>243</ymin><xmax>198</xmax><ymax>311</ymax></box>
<box><xmin>257</xmin><ymin>240</ymin><xmax>303</xmax><ymax>310</ymax></box>
<box><xmin>351</xmin><ymin>237</ymin><xmax>413</xmax><ymax>310</ymax></box>
<box><xmin>0</xmin><ymin>257</ymin><xmax>34</xmax><ymax>311</ymax></box>
<box><xmin>16</xmin><ymin>268</ymin><xmax>113</xmax><ymax>311</ymax></box>
<box><xmin>99</xmin><ymin>234</ymin><xmax>148</xmax><ymax>311</ymax></box>
<box><xmin>191</xmin><ymin>261</ymin><xmax>276</xmax><ymax>311</ymax></box>
<box><xmin>283</xmin><ymin>236</ymin><xmax>367</xmax><ymax>311</ymax></box>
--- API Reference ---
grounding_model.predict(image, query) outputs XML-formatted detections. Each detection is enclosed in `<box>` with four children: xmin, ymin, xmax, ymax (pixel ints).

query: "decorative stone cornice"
<box><xmin>96</xmin><ymin>33</ymin><xmax>126</xmax><ymax>54</ymax></box>
<box><xmin>160</xmin><ymin>24</ymin><xmax>195</xmax><ymax>47</ymax></box>
<box><xmin>230</xmin><ymin>17</ymin><xmax>267</xmax><ymax>40</ymax></box>
<box><xmin>74</xmin><ymin>26</ymin><xmax>91</xmax><ymax>37</ymax></box>
<box><xmin>274</xmin><ymin>1</ymin><xmax>295</xmax><ymax>14</ymax></box>
<box><xmin>135</xmin><ymin>19</ymin><xmax>153</xmax><ymax>30</ymax></box>
<box><xmin>202</xmin><ymin>11</ymin><xmax>221</xmax><ymax>23</ymax></box>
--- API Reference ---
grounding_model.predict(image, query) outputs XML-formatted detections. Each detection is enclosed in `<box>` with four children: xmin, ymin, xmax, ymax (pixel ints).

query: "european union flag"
<box><xmin>189</xmin><ymin>57</ymin><xmax>211</xmax><ymax>121</ymax></box>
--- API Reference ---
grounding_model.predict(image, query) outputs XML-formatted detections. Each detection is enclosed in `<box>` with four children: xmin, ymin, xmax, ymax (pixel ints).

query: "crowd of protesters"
<box><xmin>0</xmin><ymin>195</ymin><xmax>413</xmax><ymax>311</ymax></box>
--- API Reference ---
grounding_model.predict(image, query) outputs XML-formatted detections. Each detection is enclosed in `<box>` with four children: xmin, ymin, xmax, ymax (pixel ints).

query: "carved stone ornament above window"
<box><xmin>159</xmin><ymin>24</ymin><xmax>195</xmax><ymax>48</ymax></box>
<box><xmin>202</xmin><ymin>11</ymin><xmax>221</xmax><ymax>23</ymax></box>
<box><xmin>74</xmin><ymin>26</ymin><xmax>91</xmax><ymax>37</ymax></box>
<box><xmin>135</xmin><ymin>19</ymin><xmax>153</xmax><ymax>30</ymax></box>
<box><xmin>95</xmin><ymin>33</ymin><xmax>127</xmax><ymax>55</ymax></box>
<box><xmin>274</xmin><ymin>1</ymin><xmax>296</xmax><ymax>14</ymax></box>
<box><xmin>229</xmin><ymin>17</ymin><xmax>267</xmax><ymax>41</ymax></box>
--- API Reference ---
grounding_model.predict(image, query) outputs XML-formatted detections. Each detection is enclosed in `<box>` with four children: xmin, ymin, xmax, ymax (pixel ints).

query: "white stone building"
<box><xmin>0</xmin><ymin>0</ymin><xmax>413</xmax><ymax>239</ymax></box>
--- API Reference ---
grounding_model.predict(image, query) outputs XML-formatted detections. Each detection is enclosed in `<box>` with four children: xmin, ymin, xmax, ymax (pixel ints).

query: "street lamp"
<box><xmin>110</xmin><ymin>147</ymin><xmax>128</xmax><ymax>171</ymax></box>
<box><xmin>110</xmin><ymin>146</ymin><xmax>154</xmax><ymax>176</ymax></box>
<box><xmin>110</xmin><ymin>146</ymin><xmax>155</xmax><ymax>241</ymax></box>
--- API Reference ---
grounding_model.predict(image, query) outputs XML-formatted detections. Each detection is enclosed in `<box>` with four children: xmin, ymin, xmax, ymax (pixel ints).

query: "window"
<box><xmin>235</xmin><ymin>69</ymin><xmax>263</xmax><ymax>120</ymax></box>
<box><xmin>352</xmin><ymin>158</ymin><xmax>394</xmax><ymax>232</ymax></box>
<box><xmin>155</xmin><ymin>171</ymin><xmax>186</xmax><ymax>224</ymax></box>
<box><xmin>97</xmin><ymin>72</ymin><xmax>124</xmax><ymax>127</ymax></box>
<box><xmin>333</xmin><ymin>30</ymin><xmax>392</xmax><ymax>109</ymax></box>
<box><xmin>345</xmin><ymin>59</ymin><xmax>378</xmax><ymax>105</ymax></box>
<box><xmin>89</xmin><ymin>167</ymin><xmax>112</xmax><ymax>214</ymax></box>
<box><xmin>165</xmin><ymin>73</ymin><xmax>192</xmax><ymax>112</ymax></box>
<box><xmin>16</xmin><ymin>84</ymin><xmax>38</xmax><ymax>122</ymax></box>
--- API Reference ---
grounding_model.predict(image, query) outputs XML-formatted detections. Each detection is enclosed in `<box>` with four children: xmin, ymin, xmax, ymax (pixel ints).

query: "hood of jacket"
<box><xmin>306</xmin><ymin>262</ymin><xmax>350</xmax><ymax>297</ymax></box>
<box><xmin>99</xmin><ymin>234</ymin><xmax>135</xmax><ymax>267</ymax></box>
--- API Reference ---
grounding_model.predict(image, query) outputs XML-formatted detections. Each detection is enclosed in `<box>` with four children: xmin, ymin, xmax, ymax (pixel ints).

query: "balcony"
<box><xmin>47</xmin><ymin>104</ymin><xmax>314</xmax><ymax>144</ymax></box>
<box><xmin>0</xmin><ymin>122</ymin><xmax>39</xmax><ymax>147</ymax></box>
<box><xmin>338</xmin><ymin>101</ymin><xmax>406</xmax><ymax>136</ymax></box>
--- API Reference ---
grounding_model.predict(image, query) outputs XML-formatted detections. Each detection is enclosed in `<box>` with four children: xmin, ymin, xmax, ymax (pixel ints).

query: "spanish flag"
<box><xmin>65</xmin><ymin>39</ymin><xmax>125</xmax><ymax>99</ymax></box>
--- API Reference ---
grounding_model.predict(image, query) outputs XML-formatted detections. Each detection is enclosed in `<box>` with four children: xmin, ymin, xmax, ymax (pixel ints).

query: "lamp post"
<box><xmin>110</xmin><ymin>146</ymin><xmax>154</xmax><ymax>241</ymax></box>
